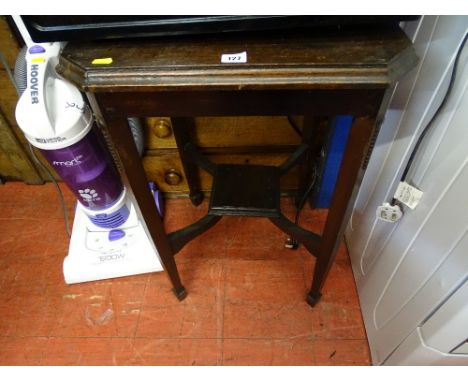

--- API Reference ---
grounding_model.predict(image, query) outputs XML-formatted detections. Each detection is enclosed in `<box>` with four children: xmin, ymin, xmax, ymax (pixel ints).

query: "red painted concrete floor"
<box><xmin>0</xmin><ymin>182</ymin><xmax>370</xmax><ymax>365</ymax></box>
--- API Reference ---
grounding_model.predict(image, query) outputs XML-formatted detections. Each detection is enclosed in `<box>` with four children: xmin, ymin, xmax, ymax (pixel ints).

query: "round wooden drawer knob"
<box><xmin>152</xmin><ymin>119</ymin><xmax>172</xmax><ymax>138</ymax></box>
<box><xmin>164</xmin><ymin>169</ymin><xmax>182</xmax><ymax>185</ymax></box>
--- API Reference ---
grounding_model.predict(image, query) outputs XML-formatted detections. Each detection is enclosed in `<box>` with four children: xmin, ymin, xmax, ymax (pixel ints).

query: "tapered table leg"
<box><xmin>172</xmin><ymin>117</ymin><xmax>204</xmax><ymax>206</ymax></box>
<box><xmin>95</xmin><ymin>105</ymin><xmax>187</xmax><ymax>300</ymax></box>
<box><xmin>306</xmin><ymin>116</ymin><xmax>376</xmax><ymax>306</ymax></box>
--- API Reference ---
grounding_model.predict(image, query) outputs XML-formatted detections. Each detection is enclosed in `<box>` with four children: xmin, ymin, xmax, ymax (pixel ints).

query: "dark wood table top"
<box><xmin>57</xmin><ymin>26</ymin><xmax>417</xmax><ymax>92</ymax></box>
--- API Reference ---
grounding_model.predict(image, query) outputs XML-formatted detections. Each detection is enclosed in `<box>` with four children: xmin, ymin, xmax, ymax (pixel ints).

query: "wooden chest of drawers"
<box><xmin>142</xmin><ymin>116</ymin><xmax>305</xmax><ymax>196</ymax></box>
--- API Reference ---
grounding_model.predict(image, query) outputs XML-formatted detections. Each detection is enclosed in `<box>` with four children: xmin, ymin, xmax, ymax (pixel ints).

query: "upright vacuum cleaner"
<box><xmin>14</xmin><ymin>29</ymin><xmax>164</xmax><ymax>283</ymax></box>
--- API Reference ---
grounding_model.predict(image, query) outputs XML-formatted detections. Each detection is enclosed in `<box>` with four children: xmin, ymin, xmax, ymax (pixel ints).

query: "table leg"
<box><xmin>307</xmin><ymin>116</ymin><xmax>376</xmax><ymax>306</ymax></box>
<box><xmin>296</xmin><ymin>116</ymin><xmax>327</xmax><ymax>208</ymax></box>
<box><xmin>171</xmin><ymin>117</ymin><xmax>204</xmax><ymax>206</ymax></box>
<box><xmin>95</xmin><ymin>108</ymin><xmax>187</xmax><ymax>300</ymax></box>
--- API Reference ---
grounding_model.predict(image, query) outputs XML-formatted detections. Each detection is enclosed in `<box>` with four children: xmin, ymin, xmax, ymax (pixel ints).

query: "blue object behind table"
<box><xmin>314</xmin><ymin>115</ymin><xmax>353</xmax><ymax>208</ymax></box>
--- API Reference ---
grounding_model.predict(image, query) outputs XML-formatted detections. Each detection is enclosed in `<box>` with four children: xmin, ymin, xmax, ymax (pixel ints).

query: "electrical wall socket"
<box><xmin>376</xmin><ymin>203</ymin><xmax>403</xmax><ymax>223</ymax></box>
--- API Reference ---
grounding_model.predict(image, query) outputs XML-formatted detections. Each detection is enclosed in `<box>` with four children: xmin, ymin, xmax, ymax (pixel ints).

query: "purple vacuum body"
<box><xmin>14</xmin><ymin>41</ymin><xmax>131</xmax><ymax>229</ymax></box>
<box><xmin>40</xmin><ymin>126</ymin><xmax>123</xmax><ymax>210</ymax></box>
<box><xmin>40</xmin><ymin>126</ymin><xmax>131</xmax><ymax>229</ymax></box>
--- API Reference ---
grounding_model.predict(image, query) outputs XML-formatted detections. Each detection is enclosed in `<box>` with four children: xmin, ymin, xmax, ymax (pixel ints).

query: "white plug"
<box><xmin>376</xmin><ymin>203</ymin><xmax>403</xmax><ymax>223</ymax></box>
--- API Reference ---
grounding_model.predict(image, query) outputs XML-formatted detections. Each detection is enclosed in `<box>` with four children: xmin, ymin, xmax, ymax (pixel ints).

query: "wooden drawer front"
<box><xmin>145</xmin><ymin>116</ymin><xmax>302</xmax><ymax>149</ymax></box>
<box><xmin>143</xmin><ymin>150</ymin><xmax>300</xmax><ymax>194</ymax></box>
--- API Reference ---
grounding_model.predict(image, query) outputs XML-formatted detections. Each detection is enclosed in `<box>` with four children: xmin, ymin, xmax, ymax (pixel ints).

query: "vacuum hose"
<box><xmin>127</xmin><ymin>117</ymin><xmax>144</xmax><ymax>157</ymax></box>
<box><xmin>14</xmin><ymin>46</ymin><xmax>28</xmax><ymax>96</ymax></box>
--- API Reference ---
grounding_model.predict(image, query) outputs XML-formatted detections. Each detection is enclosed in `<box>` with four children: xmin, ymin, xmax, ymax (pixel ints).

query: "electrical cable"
<box><xmin>392</xmin><ymin>32</ymin><xmax>468</xmax><ymax>205</ymax></box>
<box><xmin>285</xmin><ymin>164</ymin><xmax>317</xmax><ymax>249</ymax></box>
<box><xmin>0</xmin><ymin>48</ymin><xmax>72</xmax><ymax>237</ymax></box>
<box><xmin>0</xmin><ymin>51</ymin><xmax>19</xmax><ymax>96</ymax></box>
<box><xmin>295</xmin><ymin>164</ymin><xmax>317</xmax><ymax>225</ymax></box>
<box><xmin>28</xmin><ymin>143</ymin><xmax>72</xmax><ymax>237</ymax></box>
<box><xmin>287</xmin><ymin>116</ymin><xmax>303</xmax><ymax>137</ymax></box>
<box><xmin>284</xmin><ymin>115</ymin><xmax>318</xmax><ymax>248</ymax></box>
<box><xmin>286</xmin><ymin>115</ymin><xmax>316</xmax><ymax>221</ymax></box>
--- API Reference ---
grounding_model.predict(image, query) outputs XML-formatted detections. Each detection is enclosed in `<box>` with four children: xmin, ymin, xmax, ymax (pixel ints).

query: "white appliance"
<box><xmin>345</xmin><ymin>16</ymin><xmax>468</xmax><ymax>365</ymax></box>
<box><xmin>385</xmin><ymin>281</ymin><xmax>468</xmax><ymax>365</ymax></box>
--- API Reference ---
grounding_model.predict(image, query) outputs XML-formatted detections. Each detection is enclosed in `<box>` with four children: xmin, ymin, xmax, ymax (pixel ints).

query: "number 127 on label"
<box><xmin>221</xmin><ymin>51</ymin><xmax>247</xmax><ymax>63</ymax></box>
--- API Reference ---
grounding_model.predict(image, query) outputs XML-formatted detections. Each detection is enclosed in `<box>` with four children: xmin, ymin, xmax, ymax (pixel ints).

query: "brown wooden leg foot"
<box><xmin>306</xmin><ymin>290</ymin><xmax>322</xmax><ymax>307</ymax></box>
<box><xmin>173</xmin><ymin>286</ymin><xmax>188</xmax><ymax>301</ymax></box>
<box><xmin>190</xmin><ymin>191</ymin><xmax>204</xmax><ymax>206</ymax></box>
